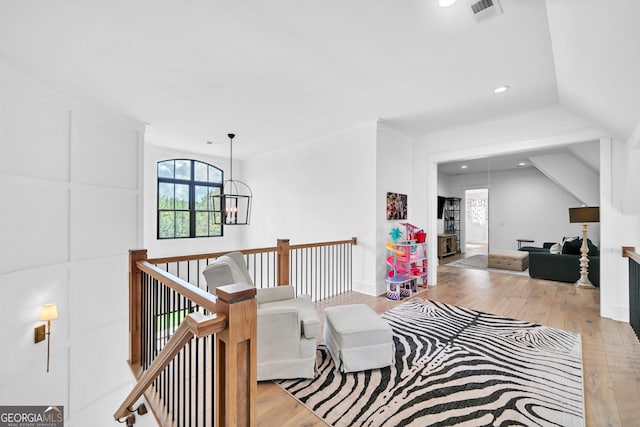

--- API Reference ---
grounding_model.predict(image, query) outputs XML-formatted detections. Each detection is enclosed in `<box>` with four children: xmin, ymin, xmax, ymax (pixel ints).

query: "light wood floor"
<box><xmin>257</xmin><ymin>265</ymin><xmax>640</xmax><ymax>427</ymax></box>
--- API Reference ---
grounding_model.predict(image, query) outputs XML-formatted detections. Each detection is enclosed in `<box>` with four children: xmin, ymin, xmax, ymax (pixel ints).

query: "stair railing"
<box><xmin>622</xmin><ymin>246</ymin><xmax>640</xmax><ymax>340</ymax></box>
<box><xmin>114</xmin><ymin>311</ymin><xmax>225</xmax><ymax>421</ymax></box>
<box><xmin>119</xmin><ymin>250</ymin><xmax>257</xmax><ymax>426</ymax></box>
<box><xmin>118</xmin><ymin>237</ymin><xmax>356</xmax><ymax>426</ymax></box>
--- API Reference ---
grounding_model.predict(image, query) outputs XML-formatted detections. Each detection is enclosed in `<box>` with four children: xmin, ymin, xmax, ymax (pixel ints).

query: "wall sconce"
<box><xmin>34</xmin><ymin>303</ymin><xmax>58</xmax><ymax>372</ymax></box>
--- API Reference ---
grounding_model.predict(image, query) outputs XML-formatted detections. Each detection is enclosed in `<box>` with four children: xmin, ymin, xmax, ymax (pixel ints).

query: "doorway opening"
<box><xmin>464</xmin><ymin>188</ymin><xmax>489</xmax><ymax>256</ymax></box>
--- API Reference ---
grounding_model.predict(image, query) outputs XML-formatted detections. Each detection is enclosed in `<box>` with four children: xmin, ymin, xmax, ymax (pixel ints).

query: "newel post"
<box><xmin>277</xmin><ymin>238</ymin><xmax>290</xmax><ymax>286</ymax></box>
<box><xmin>215</xmin><ymin>284</ymin><xmax>257</xmax><ymax>427</ymax></box>
<box><xmin>128</xmin><ymin>249</ymin><xmax>148</xmax><ymax>366</ymax></box>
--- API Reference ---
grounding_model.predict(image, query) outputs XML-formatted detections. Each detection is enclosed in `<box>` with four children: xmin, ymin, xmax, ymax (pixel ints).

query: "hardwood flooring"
<box><xmin>257</xmin><ymin>265</ymin><xmax>640</xmax><ymax>427</ymax></box>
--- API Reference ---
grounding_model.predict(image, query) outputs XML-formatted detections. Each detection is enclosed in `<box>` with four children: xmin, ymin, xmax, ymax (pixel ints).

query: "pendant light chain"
<box><xmin>228</xmin><ymin>133</ymin><xmax>234</xmax><ymax>182</ymax></box>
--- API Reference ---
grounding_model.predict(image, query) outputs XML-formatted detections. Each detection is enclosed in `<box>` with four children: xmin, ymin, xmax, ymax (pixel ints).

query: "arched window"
<box><xmin>157</xmin><ymin>159</ymin><xmax>223</xmax><ymax>239</ymax></box>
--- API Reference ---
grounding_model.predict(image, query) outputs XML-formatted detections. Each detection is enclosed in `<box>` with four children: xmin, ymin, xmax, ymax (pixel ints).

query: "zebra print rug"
<box><xmin>277</xmin><ymin>299</ymin><xmax>584</xmax><ymax>426</ymax></box>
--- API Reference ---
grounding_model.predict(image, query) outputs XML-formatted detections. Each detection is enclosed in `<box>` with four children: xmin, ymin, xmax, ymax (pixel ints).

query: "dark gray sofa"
<box><xmin>527</xmin><ymin>251</ymin><xmax>600</xmax><ymax>286</ymax></box>
<box><xmin>520</xmin><ymin>240</ymin><xmax>600</xmax><ymax>287</ymax></box>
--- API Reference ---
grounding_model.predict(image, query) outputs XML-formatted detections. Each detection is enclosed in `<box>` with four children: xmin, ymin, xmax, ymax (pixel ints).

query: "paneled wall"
<box><xmin>0</xmin><ymin>61</ymin><xmax>145</xmax><ymax>425</ymax></box>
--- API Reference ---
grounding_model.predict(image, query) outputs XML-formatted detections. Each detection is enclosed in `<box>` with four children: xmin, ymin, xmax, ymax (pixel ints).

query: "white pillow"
<box><xmin>550</xmin><ymin>243</ymin><xmax>561</xmax><ymax>254</ymax></box>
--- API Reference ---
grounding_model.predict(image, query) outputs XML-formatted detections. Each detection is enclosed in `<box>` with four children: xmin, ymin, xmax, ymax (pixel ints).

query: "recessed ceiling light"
<box><xmin>494</xmin><ymin>85</ymin><xmax>510</xmax><ymax>94</ymax></box>
<box><xmin>461</xmin><ymin>165</ymin><xmax>468</xmax><ymax>169</ymax></box>
<box><xmin>439</xmin><ymin>0</ymin><xmax>457</xmax><ymax>7</ymax></box>
<box><xmin>517</xmin><ymin>162</ymin><xmax>526</xmax><ymax>167</ymax></box>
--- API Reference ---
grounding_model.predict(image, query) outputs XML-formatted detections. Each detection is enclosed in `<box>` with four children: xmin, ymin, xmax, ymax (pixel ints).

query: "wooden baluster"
<box><xmin>277</xmin><ymin>239</ymin><xmax>290</xmax><ymax>286</ymax></box>
<box><xmin>215</xmin><ymin>284</ymin><xmax>257</xmax><ymax>427</ymax></box>
<box><xmin>129</xmin><ymin>249</ymin><xmax>148</xmax><ymax>367</ymax></box>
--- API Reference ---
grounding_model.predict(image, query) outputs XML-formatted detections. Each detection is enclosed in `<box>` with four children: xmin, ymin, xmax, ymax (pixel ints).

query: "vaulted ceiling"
<box><xmin>0</xmin><ymin>0</ymin><xmax>638</xmax><ymax>159</ymax></box>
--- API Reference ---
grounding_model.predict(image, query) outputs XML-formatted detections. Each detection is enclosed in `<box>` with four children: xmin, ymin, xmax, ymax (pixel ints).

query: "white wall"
<box><xmin>621</xmin><ymin>125</ymin><xmax>640</xmax><ymax>215</ymax></box>
<box><xmin>415</xmin><ymin>105</ymin><xmax>640</xmax><ymax>322</ymax></box>
<box><xmin>544</xmin><ymin>0</ymin><xmax>640</xmax><ymax>320</ymax></box>
<box><xmin>486</xmin><ymin>168</ymin><xmax>595</xmax><ymax>250</ymax></box>
<box><xmin>376</xmin><ymin>122</ymin><xmax>414</xmax><ymax>295</ymax></box>
<box><xmin>600</xmin><ymin>137</ymin><xmax>640</xmax><ymax>320</ymax></box>
<box><xmin>243</xmin><ymin>122</ymin><xmax>378</xmax><ymax>294</ymax></box>
<box><xmin>143</xmin><ymin>143</ymin><xmax>247</xmax><ymax>258</ymax></box>
<box><xmin>0</xmin><ymin>61</ymin><xmax>147</xmax><ymax>425</ymax></box>
<box><xmin>529</xmin><ymin>152</ymin><xmax>599</xmax><ymax>206</ymax></box>
<box><xmin>443</xmin><ymin>168</ymin><xmax>590</xmax><ymax>252</ymax></box>
<box><xmin>417</xmin><ymin>106</ymin><xmax>601</xmax><ymax>283</ymax></box>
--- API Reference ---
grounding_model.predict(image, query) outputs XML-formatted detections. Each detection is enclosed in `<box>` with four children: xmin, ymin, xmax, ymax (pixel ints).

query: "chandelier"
<box><xmin>213</xmin><ymin>133</ymin><xmax>253</xmax><ymax>225</ymax></box>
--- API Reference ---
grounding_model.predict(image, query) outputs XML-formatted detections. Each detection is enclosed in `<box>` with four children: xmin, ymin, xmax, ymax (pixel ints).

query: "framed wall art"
<box><xmin>386</xmin><ymin>192</ymin><xmax>407</xmax><ymax>220</ymax></box>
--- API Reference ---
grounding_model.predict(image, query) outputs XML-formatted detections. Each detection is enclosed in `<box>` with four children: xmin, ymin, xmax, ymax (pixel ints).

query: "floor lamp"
<box><xmin>568</xmin><ymin>206</ymin><xmax>600</xmax><ymax>289</ymax></box>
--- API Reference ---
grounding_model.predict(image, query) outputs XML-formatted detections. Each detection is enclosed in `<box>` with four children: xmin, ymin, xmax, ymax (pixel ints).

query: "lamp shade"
<box><xmin>39</xmin><ymin>304</ymin><xmax>58</xmax><ymax>321</ymax></box>
<box><xmin>569</xmin><ymin>207</ymin><xmax>600</xmax><ymax>223</ymax></box>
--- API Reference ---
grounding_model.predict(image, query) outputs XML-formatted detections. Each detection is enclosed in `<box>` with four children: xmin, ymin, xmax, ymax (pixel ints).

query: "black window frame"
<box><xmin>157</xmin><ymin>159</ymin><xmax>224</xmax><ymax>239</ymax></box>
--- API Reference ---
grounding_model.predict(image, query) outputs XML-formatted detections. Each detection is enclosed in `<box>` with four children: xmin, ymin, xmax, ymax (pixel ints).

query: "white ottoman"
<box><xmin>323</xmin><ymin>304</ymin><xmax>393</xmax><ymax>373</ymax></box>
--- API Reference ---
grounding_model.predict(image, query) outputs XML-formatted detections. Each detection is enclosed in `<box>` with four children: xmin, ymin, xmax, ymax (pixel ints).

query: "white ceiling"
<box><xmin>0</xmin><ymin>1</ymin><xmax>637</xmax><ymax>159</ymax></box>
<box><xmin>438</xmin><ymin>149</ymin><xmax>559</xmax><ymax>176</ymax></box>
<box><xmin>546</xmin><ymin>0</ymin><xmax>640</xmax><ymax>145</ymax></box>
<box><xmin>437</xmin><ymin>140</ymin><xmax>600</xmax><ymax>176</ymax></box>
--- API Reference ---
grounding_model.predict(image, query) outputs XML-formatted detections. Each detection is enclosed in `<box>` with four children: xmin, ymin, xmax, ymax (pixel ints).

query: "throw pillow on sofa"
<box><xmin>549</xmin><ymin>243</ymin><xmax>561</xmax><ymax>254</ymax></box>
<box><xmin>585</xmin><ymin>239</ymin><xmax>599</xmax><ymax>256</ymax></box>
<box><xmin>561</xmin><ymin>237</ymin><xmax>599</xmax><ymax>256</ymax></box>
<box><xmin>561</xmin><ymin>237</ymin><xmax>581</xmax><ymax>255</ymax></box>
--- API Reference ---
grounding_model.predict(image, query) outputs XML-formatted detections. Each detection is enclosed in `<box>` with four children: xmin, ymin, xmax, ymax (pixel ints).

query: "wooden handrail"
<box><xmin>289</xmin><ymin>237</ymin><xmax>358</xmax><ymax>250</ymax></box>
<box><xmin>145</xmin><ymin>237</ymin><xmax>358</xmax><ymax>265</ymax></box>
<box><xmin>137</xmin><ymin>261</ymin><xmax>219</xmax><ymax>312</ymax></box>
<box><xmin>114</xmin><ymin>312</ymin><xmax>226</xmax><ymax>421</ymax></box>
<box><xmin>147</xmin><ymin>246</ymin><xmax>278</xmax><ymax>265</ymax></box>
<box><xmin>622</xmin><ymin>246</ymin><xmax>640</xmax><ymax>264</ymax></box>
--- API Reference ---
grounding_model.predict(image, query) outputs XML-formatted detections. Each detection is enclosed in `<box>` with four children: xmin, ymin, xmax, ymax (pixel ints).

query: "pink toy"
<box><xmin>401</xmin><ymin>222</ymin><xmax>426</xmax><ymax>243</ymax></box>
<box><xmin>386</xmin><ymin>223</ymin><xmax>429</xmax><ymax>300</ymax></box>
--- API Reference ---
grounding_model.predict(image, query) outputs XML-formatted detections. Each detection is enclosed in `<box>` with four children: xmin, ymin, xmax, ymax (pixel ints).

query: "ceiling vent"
<box><xmin>469</xmin><ymin>0</ymin><xmax>503</xmax><ymax>24</ymax></box>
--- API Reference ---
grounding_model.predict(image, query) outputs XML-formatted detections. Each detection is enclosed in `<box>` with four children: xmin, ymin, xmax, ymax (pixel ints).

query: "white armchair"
<box><xmin>203</xmin><ymin>252</ymin><xmax>319</xmax><ymax>381</ymax></box>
